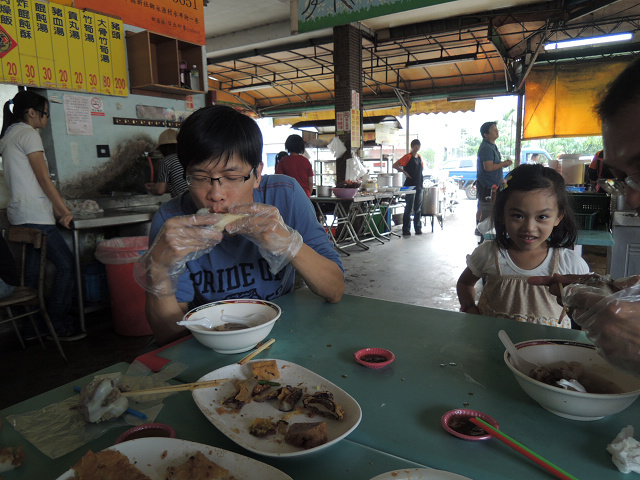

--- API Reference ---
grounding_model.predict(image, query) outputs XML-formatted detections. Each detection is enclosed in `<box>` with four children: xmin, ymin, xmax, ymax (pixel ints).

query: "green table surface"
<box><xmin>153</xmin><ymin>289</ymin><xmax>637</xmax><ymax>480</ymax></box>
<box><xmin>0</xmin><ymin>362</ymin><xmax>424</xmax><ymax>479</ymax></box>
<box><xmin>2</xmin><ymin>290</ymin><xmax>637</xmax><ymax>480</ymax></box>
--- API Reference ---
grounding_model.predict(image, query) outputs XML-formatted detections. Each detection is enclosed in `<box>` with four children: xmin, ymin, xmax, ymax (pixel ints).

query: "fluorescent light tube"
<box><xmin>545</xmin><ymin>33</ymin><xmax>633</xmax><ymax>51</ymax></box>
<box><xmin>229</xmin><ymin>82</ymin><xmax>272</xmax><ymax>93</ymax></box>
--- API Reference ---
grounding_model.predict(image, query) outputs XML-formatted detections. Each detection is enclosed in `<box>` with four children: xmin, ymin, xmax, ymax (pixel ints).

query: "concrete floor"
<box><xmin>5</xmin><ymin>194</ymin><xmax>606</xmax><ymax>410</ymax></box>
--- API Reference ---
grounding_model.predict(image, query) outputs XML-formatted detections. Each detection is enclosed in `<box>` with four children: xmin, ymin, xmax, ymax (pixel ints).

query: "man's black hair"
<box><xmin>596</xmin><ymin>57</ymin><xmax>640</xmax><ymax>122</ymax></box>
<box><xmin>480</xmin><ymin>121</ymin><xmax>497</xmax><ymax>139</ymax></box>
<box><xmin>177</xmin><ymin>105</ymin><xmax>263</xmax><ymax>171</ymax></box>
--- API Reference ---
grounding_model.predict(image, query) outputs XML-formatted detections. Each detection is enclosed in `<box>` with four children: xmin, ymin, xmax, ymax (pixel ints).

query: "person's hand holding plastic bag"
<box><xmin>225</xmin><ymin>203</ymin><xmax>303</xmax><ymax>274</ymax></box>
<box><xmin>564</xmin><ymin>276</ymin><xmax>640</xmax><ymax>377</ymax></box>
<box><xmin>134</xmin><ymin>213</ymin><xmax>225</xmax><ymax>296</ymax></box>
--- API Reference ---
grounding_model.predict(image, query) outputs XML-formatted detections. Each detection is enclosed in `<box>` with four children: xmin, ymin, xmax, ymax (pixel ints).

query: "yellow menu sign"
<box><xmin>1</xmin><ymin>0</ymin><xmax>127</xmax><ymax>96</ymax></box>
<box><xmin>15</xmin><ymin>0</ymin><xmax>39</xmax><ymax>87</ymax></box>
<box><xmin>50</xmin><ymin>2</ymin><xmax>72</xmax><ymax>90</ymax></box>
<box><xmin>0</xmin><ymin>0</ymin><xmax>21</xmax><ymax>84</ymax></box>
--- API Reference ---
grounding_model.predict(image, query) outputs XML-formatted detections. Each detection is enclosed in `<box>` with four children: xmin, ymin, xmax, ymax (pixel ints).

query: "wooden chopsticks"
<box><xmin>120</xmin><ymin>378</ymin><xmax>229</xmax><ymax>397</ymax></box>
<box><xmin>238</xmin><ymin>338</ymin><xmax>275</xmax><ymax>365</ymax></box>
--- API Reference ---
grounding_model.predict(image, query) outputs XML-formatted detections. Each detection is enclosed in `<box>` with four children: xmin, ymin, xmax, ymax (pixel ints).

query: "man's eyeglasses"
<box><xmin>597</xmin><ymin>173</ymin><xmax>640</xmax><ymax>194</ymax></box>
<box><xmin>186</xmin><ymin>168</ymin><xmax>254</xmax><ymax>189</ymax></box>
<box><xmin>37</xmin><ymin>110</ymin><xmax>50</xmax><ymax>118</ymax></box>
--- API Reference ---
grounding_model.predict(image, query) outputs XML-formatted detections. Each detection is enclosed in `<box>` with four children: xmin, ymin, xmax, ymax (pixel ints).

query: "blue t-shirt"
<box><xmin>476</xmin><ymin>139</ymin><xmax>503</xmax><ymax>189</ymax></box>
<box><xmin>149</xmin><ymin>174</ymin><xmax>343</xmax><ymax>308</ymax></box>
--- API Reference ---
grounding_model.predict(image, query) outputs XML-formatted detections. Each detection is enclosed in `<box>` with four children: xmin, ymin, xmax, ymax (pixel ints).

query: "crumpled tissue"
<box><xmin>607</xmin><ymin>425</ymin><xmax>640</xmax><ymax>474</ymax></box>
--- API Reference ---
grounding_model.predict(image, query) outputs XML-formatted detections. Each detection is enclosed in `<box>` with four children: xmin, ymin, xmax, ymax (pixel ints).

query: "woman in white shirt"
<box><xmin>0</xmin><ymin>90</ymin><xmax>83</xmax><ymax>341</ymax></box>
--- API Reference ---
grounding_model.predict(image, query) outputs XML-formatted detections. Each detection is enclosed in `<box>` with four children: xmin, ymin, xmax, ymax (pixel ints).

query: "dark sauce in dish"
<box><xmin>212</xmin><ymin>322</ymin><xmax>249</xmax><ymax>332</ymax></box>
<box><xmin>360</xmin><ymin>354</ymin><xmax>388</xmax><ymax>363</ymax></box>
<box><xmin>448</xmin><ymin>418</ymin><xmax>487</xmax><ymax>437</ymax></box>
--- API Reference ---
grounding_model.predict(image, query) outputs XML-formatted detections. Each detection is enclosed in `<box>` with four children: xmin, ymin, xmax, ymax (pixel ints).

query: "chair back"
<box><xmin>7</xmin><ymin>227</ymin><xmax>48</xmax><ymax>290</ymax></box>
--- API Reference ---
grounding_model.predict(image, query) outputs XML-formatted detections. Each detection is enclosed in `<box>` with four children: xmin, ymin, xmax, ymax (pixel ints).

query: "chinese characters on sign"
<box><xmin>0</xmin><ymin>0</ymin><xmax>127</xmax><ymax>96</ymax></box>
<box><xmin>74</xmin><ymin>0</ymin><xmax>205</xmax><ymax>45</ymax></box>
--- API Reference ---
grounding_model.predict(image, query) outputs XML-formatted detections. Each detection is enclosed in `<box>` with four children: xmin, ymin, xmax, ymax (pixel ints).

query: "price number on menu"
<box><xmin>114</xmin><ymin>77</ymin><xmax>126</xmax><ymax>90</ymax></box>
<box><xmin>74</xmin><ymin>71</ymin><xmax>84</xmax><ymax>87</ymax></box>
<box><xmin>58</xmin><ymin>69</ymin><xmax>69</xmax><ymax>83</ymax></box>
<box><xmin>173</xmin><ymin>0</ymin><xmax>198</xmax><ymax>10</ymax></box>
<box><xmin>42</xmin><ymin>66</ymin><xmax>53</xmax><ymax>82</ymax></box>
<box><xmin>24</xmin><ymin>63</ymin><xmax>37</xmax><ymax>81</ymax></box>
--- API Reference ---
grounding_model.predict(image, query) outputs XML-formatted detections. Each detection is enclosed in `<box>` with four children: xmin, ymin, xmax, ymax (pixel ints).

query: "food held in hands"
<box><xmin>78</xmin><ymin>378</ymin><xmax>129</xmax><ymax>423</ymax></box>
<box><xmin>196</xmin><ymin>209</ymin><xmax>247</xmax><ymax>233</ymax></box>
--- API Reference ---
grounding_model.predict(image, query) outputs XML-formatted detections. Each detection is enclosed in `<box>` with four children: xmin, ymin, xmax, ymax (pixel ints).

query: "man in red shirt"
<box><xmin>276</xmin><ymin>135</ymin><xmax>314</xmax><ymax>198</ymax></box>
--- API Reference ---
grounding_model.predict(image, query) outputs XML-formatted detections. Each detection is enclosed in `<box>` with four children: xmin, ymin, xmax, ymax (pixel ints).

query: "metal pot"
<box><xmin>393</xmin><ymin>172</ymin><xmax>405</xmax><ymax>187</ymax></box>
<box><xmin>377</xmin><ymin>173</ymin><xmax>394</xmax><ymax>187</ymax></box>
<box><xmin>315</xmin><ymin>185</ymin><xmax>333</xmax><ymax>197</ymax></box>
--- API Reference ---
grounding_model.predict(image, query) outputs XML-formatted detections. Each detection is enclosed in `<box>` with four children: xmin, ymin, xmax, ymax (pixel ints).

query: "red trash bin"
<box><xmin>94</xmin><ymin>236</ymin><xmax>151</xmax><ymax>336</ymax></box>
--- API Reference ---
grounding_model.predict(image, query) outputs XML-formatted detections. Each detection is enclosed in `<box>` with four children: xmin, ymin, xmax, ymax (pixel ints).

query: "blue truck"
<box><xmin>439</xmin><ymin>148</ymin><xmax>554</xmax><ymax>199</ymax></box>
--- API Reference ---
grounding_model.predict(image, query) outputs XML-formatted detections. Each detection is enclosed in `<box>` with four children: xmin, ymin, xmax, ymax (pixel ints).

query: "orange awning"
<box><xmin>523</xmin><ymin>59</ymin><xmax>630</xmax><ymax>139</ymax></box>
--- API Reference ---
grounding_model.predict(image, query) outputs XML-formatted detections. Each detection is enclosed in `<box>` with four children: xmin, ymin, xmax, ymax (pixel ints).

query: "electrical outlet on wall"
<box><xmin>96</xmin><ymin>145</ymin><xmax>110</xmax><ymax>158</ymax></box>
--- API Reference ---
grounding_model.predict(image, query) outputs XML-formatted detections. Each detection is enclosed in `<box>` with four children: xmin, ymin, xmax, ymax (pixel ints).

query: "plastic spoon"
<box><xmin>556</xmin><ymin>378</ymin><xmax>587</xmax><ymax>393</ymax></box>
<box><xmin>498</xmin><ymin>330</ymin><xmax>540</xmax><ymax>375</ymax></box>
<box><xmin>176</xmin><ymin>317</ymin><xmax>216</xmax><ymax>328</ymax></box>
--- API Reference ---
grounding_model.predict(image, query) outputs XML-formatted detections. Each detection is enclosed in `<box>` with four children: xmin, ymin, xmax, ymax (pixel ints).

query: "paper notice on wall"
<box><xmin>64</xmin><ymin>94</ymin><xmax>93</xmax><ymax>135</ymax></box>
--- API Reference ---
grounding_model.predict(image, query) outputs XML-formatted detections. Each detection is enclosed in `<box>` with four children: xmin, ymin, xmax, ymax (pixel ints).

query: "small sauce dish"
<box><xmin>115</xmin><ymin>423</ymin><xmax>176</xmax><ymax>444</ymax></box>
<box><xmin>441</xmin><ymin>409</ymin><xmax>499</xmax><ymax>441</ymax></box>
<box><xmin>354</xmin><ymin>348</ymin><xmax>395</xmax><ymax>369</ymax></box>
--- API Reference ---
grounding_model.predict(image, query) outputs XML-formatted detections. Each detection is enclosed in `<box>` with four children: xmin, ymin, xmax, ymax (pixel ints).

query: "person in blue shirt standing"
<box><xmin>476</xmin><ymin>121</ymin><xmax>512</xmax><ymax>226</ymax></box>
<box><xmin>135</xmin><ymin>105</ymin><xmax>345</xmax><ymax>345</ymax></box>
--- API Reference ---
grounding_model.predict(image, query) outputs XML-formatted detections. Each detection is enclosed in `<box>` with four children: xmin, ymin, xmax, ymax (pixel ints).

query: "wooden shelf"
<box><xmin>126</xmin><ymin>30</ymin><xmax>204</xmax><ymax>97</ymax></box>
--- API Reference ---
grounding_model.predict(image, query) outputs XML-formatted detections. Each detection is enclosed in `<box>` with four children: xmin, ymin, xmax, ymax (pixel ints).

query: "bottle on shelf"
<box><xmin>189</xmin><ymin>65</ymin><xmax>200</xmax><ymax>91</ymax></box>
<box><xmin>179</xmin><ymin>60</ymin><xmax>190</xmax><ymax>89</ymax></box>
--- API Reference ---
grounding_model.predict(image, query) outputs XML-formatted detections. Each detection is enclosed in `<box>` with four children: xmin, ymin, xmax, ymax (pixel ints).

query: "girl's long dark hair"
<box><xmin>492</xmin><ymin>164</ymin><xmax>578</xmax><ymax>249</ymax></box>
<box><xmin>1</xmin><ymin>90</ymin><xmax>48</xmax><ymax>138</ymax></box>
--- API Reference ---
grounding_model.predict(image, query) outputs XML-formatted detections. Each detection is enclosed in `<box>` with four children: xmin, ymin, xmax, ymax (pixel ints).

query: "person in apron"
<box><xmin>456</xmin><ymin>164</ymin><xmax>589</xmax><ymax>328</ymax></box>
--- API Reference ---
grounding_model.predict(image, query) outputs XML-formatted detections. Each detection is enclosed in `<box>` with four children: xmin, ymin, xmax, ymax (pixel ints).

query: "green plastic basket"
<box><xmin>567</xmin><ymin>193</ymin><xmax>611</xmax><ymax>230</ymax></box>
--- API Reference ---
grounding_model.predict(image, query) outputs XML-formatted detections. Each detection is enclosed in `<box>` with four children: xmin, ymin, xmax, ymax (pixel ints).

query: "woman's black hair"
<box><xmin>1</xmin><ymin>90</ymin><xmax>48</xmax><ymax>137</ymax></box>
<box><xmin>177</xmin><ymin>105</ymin><xmax>263</xmax><ymax>171</ymax></box>
<box><xmin>275</xmin><ymin>150</ymin><xmax>288</xmax><ymax>167</ymax></box>
<box><xmin>284</xmin><ymin>134</ymin><xmax>305</xmax><ymax>154</ymax></box>
<box><xmin>492</xmin><ymin>164</ymin><xmax>577</xmax><ymax>249</ymax></box>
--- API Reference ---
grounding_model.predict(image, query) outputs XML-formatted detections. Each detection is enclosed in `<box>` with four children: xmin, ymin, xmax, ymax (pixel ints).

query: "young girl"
<box><xmin>0</xmin><ymin>90</ymin><xmax>82</xmax><ymax>340</ymax></box>
<box><xmin>457</xmin><ymin>164</ymin><xmax>590</xmax><ymax>328</ymax></box>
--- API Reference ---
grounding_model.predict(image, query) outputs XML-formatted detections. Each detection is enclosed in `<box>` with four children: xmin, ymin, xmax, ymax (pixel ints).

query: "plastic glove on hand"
<box><xmin>571</xmin><ymin>281</ymin><xmax>640</xmax><ymax>377</ymax></box>
<box><xmin>225</xmin><ymin>203</ymin><xmax>303</xmax><ymax>274</ymax></box>
<box><xmin>134</xmin><ymin>213</ymin><xmax>224</xmax><ymax>296</ymax></box>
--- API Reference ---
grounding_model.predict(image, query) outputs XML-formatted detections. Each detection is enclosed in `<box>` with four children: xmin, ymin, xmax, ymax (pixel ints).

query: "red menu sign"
<box><xmin>73</xmin><ymin>0</ymin><xmax>205</xmax><ymax>45</ymax></box>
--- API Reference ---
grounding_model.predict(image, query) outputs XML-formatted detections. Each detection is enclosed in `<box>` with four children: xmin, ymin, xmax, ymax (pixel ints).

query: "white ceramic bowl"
<box><xmin>183</xmin><ymin>300</ymin><xmax>281</xmax><ymax>354</ymax></box>
<box><xmin>504</xmin><ymin>339</ymin><xmax>640</xmax><ymax>421</ymax></box>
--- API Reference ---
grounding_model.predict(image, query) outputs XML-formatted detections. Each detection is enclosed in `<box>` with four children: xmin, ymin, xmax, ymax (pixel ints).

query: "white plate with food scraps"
<box><xmin>55</xmin><ymin>437</ymin><xmax>292</xmax><ymax>480</ymax></box>
<box><xmin>192</xmin><ymin>359</ymin><xmax>362</xmax><ymax>457</ymax></box>
<box><xmin>370</xmin><ymin>468</ymin><xmax>473</xmax><ymax>480</ymax></box>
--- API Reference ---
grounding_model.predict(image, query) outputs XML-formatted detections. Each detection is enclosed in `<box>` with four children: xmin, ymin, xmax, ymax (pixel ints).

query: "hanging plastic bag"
<box><xmin>327</xmin><ymin>137</ymin><xmax>346</xmax><ymax>159</ymax></box>
<box><xmin>346</xmin><ymin>151</ymin><xmax>369</xmax><ymax>181</ymax></box>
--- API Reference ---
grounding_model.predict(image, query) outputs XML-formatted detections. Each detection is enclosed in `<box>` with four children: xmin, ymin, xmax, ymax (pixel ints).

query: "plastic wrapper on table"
<box><xmin>5</xmin><ymin>361</ymin><xmax>186</xmax><ymax>459</ymax></box>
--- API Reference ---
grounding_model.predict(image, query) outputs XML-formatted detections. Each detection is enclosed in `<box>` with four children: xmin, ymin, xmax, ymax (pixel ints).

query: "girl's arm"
<box><xmin>27</xmin><ymin>151</ymin><xmax>73</xmax><ymax>228</ymax></box>
<box><xmin>457</xmin><ymin>267</ymin><xmax>481</xmax><ymax>314</ymax></box>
